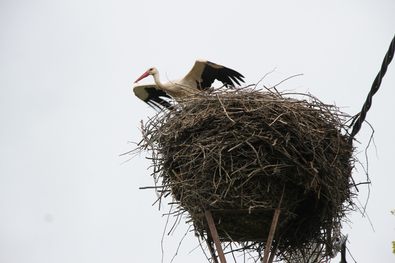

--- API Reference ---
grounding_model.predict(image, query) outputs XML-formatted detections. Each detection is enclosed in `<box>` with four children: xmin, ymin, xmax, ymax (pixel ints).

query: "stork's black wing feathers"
<box><xmin>199</xmin><ymin>61</ymin><xmax>245</xmax><ymax>90</ymax></box>
<box><xmin>143</xmin><ymin>87</ymin><xmax>172</xmax><ymax>110</ymax></box>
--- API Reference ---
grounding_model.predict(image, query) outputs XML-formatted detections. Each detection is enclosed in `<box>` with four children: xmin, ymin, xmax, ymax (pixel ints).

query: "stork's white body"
<box><xmin>133</xmin><ymin>59</ymin><xmax>244</xmax><ymax>109</ymax></box>
<box><xmin>148</xmin><ymin>72</ymin><xmax>196</xmax><ymax>98</ymax></box>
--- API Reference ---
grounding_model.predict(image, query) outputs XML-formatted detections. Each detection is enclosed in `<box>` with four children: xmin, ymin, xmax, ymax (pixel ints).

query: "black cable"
<box><xmin>349</xmin><ymin>34</ymin><xmax>395</xmax><ymax>141</ymax></box>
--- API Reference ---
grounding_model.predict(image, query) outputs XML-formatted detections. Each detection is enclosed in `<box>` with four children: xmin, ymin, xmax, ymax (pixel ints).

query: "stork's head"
<box><xmin>134</xmin><ymin>67</ymin><xmax>158</xmax><ymax>83</ymax></box>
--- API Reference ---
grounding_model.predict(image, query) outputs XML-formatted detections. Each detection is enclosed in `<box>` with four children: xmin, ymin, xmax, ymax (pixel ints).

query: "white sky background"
<box><xmin>1</xmin><ymin>1</ymin><xmax>394</xmax><ymax>262</ymax></box>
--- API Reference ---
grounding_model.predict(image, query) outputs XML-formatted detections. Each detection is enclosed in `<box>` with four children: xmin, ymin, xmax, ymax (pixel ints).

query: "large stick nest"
<box><xmin>139</xmin><ymin>87</ymin><xmax>355</xmax><ymax>261</ymax></box>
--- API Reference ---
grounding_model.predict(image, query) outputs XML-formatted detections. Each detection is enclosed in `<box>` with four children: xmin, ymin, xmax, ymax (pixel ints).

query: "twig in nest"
<box><xmin>216</xmin><ymin>94</ymin><xmax>235</xmax><ymax>123</ymax></box>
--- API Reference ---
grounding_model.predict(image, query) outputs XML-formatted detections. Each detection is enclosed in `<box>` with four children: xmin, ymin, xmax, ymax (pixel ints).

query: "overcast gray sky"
<box><xmin>1</xmin><ymin>1</ymin><xmax>395</xmax><ymax>262</ymax></box>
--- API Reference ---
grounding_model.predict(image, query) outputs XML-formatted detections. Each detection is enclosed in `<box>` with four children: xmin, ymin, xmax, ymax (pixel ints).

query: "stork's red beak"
<box><xmin>134</xmin><ymin>71</ymin><xmax>150</xmax><ymax>83</ymax></box>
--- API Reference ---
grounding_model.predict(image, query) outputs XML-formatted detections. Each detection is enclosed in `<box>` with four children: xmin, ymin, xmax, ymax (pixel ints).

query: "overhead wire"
<box><xmin>349</xmin><ymin>34</ymin><xmax>395</xmax><ymax>141</ymax></box>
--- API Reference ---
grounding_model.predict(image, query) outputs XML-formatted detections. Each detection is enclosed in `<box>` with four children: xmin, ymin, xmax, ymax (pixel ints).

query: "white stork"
<box><xmin>133</xmin><ymin>59</ymin><xmax>244</xmax><ymax>109</ymax></box>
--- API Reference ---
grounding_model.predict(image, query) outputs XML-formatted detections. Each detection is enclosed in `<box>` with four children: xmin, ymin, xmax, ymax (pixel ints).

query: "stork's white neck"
<box><xmin>151</xmin><ymin>69</ymin><xmax>183</xmax><ymax>98</ymax></box>
<box><xmin>152</xmin><ymin>72</ymin><xmax>165</xmax><ymax>90</ymax></box>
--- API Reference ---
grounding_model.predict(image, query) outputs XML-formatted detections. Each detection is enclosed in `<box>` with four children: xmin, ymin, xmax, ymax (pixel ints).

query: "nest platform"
<box><xmin>139</xmin><ymin>87</ymin><xmax>355</xmax><ymax>261</ymax></box>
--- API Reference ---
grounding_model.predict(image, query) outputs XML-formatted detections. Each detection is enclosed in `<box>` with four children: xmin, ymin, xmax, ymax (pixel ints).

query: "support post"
<box><xmin>262</xmin><ymin>208</ymin><xmax>281</xmax><ymax>263</ymax></box>
<box><xmin>268</xmin><ymin>239</ymin><xmax>279</xmax><ymax>263</ymax></box>
<box><xmin>205</xmin><ymin>237</ymin><xmax>219</xmax><ymax>263</ymax></box>
<box><xmin>205</xmin><ymin>210</ymin><xmax>227</xmax><ymax>263</ymax></box>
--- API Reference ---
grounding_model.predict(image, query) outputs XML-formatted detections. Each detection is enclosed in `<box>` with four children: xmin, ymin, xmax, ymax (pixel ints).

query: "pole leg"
<box><xmin>268</xmin><ymin>239</ymin><xmax>279</xmax><ymax>263</ymax></box>
<box><xmin>205</xmin><ymin>210</ymin><xmax>227</xmax><ymax>263</ymax></box>
<box><xmin>262</xmin><ymin>209</ymin><xmax>281</xmax><ymax>263</ymax></box>
<box><xmin>205</xmin><ymin>236</ymin><xmax>219</xmax><ymax>263</ymax></box>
